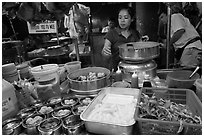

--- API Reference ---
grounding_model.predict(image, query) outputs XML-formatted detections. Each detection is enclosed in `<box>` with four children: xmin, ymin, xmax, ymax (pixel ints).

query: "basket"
<box><xmin>135</xmin><ymin>87</ymin><xmax>202</xmax><ymax>135</ymax></box>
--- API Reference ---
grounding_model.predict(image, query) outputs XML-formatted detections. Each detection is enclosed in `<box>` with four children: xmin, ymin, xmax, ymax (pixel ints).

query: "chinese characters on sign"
<box><xmin>27</xmin><ymin>21</ymin><xmax>57</xmax><ymax>34</ymax></box>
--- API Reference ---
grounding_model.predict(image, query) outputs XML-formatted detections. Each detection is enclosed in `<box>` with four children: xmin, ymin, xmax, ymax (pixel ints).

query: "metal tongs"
<box><xmin>189</xmin><ymin>66</ymin><xmax>200</xmax><ymax>79</ymax></box>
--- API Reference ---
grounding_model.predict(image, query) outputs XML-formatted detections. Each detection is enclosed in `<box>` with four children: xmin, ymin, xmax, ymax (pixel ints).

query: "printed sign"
<box><xmin>27</xmin><ymin>21</ymin><xmax>58</xmax><ymax>34</ymax></box>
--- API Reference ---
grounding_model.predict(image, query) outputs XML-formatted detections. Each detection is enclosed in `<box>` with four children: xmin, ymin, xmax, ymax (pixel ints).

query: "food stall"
<box><xmin>2</xmin><ymin>2</ymin><xmax>202</xmax><ymax>135</ymax></box>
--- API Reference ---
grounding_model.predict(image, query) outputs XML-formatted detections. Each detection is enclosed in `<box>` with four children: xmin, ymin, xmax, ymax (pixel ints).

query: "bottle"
<box><xmin>143</xmin><ymin>75</ymin><xmax>152</xmax><ymax>94</ymax></box>
<box><xmin>131</xmin><ymin>72</ymin><xmax>139</xmax><ymax>88</ymax></box>
<box><xmin>143</xmin><ymin>75</ymin><xmax>152</xmax><ymax>87</ymax></box>
<box><xmin>115</xmin><ymin>67</ymin><xmax>122</xmax><ymax>82</ymax></box>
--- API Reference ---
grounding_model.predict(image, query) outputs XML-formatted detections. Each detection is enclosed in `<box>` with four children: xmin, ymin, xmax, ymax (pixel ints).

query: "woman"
<box><xmin>102</xmin><ymin>6</ymin><xmax>141</xmax><ymax>71</ymax></box>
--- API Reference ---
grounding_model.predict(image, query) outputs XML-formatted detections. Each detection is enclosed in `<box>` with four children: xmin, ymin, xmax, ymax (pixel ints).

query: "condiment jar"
<box><xmin>115</xmin><ymin>67</ymin><xmax>122</xmax><ymax>82</ymax></box>
<box><xmin>131</xmin><ymin>72</ymin><xmax>139</xmax><ymax>88</ymax></box>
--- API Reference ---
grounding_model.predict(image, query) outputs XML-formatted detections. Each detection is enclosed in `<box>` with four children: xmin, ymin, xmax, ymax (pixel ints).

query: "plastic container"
<box><xmin>81</xmin><ymin>87</ymin><xmax>140</xmax><ymax>135</ymax></box>
<box><xmin>64</xmin><ymin>61</ymin><xmax>81</xmax><ymax>74</ymax></box>
<box><xmin>166</xmin><ymin>70</ymin><xmax>200</xmax><ymax>89</ymax></box>
<box><xmin>16</xmin><ymin>62</ymin><xmax>30</xmax><ymax>79</ymax></box>
<box><xmin>2</xmin><ymin>63</ymin><xmax>17</xmax><ymax>75</ymax></box>
<box><xmin>194</xmin><ymin>79</ymin><xmax>202</xmax><ymax>101</ymax></box>
<box><xmin>3</xmin><ymin>72</ymin><xmax>19</xmax><ymax>83</ymax></box>
<box><xmin>136</xmin><ymin>87</ymin><xmax>202</xmax><ymax>135</ymax></box>
<box><xmin>2</xmin><ymin>79</ymin><xmax>19</xmax><ymax>121</ymax></box>
<box><xmin>30</xmin><ymin>64</ymin><xmax>59</xmax><ymax>82</ymax></box>
<box><xmin>35</xmin><ymin>78</ymin><xmax>61</xmax><ymax>102</ymax></box>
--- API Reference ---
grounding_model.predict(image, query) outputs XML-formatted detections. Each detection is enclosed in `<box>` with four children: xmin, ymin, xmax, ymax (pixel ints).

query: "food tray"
<box><xmin>136</xmin><ymin>87</ymin><xmax>202</xmax><ymax>135</ymax></box>
<box><xmin>80</xmin><ymin>87</ymin><xmax>140</xmax><ymax>135</ymax></box>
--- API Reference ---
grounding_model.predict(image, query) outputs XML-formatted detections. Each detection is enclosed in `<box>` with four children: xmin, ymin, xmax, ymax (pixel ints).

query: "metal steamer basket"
<box><xmin>119</xmin><ymin>60</ymin><xmax>157</xmax><ymax>83</ymax></box>
<box><xmin>67</xmin><ymin>67</ymin><xmax>111</xmax><ymax>95</ymax></box>
<box><xmin>118</xmin><ymin>41</ymin><xmax>160</xmax><ymax>62</ymax></box>
<box><xmin>118</xmin><ymin>41</ymin><xmax>160</xmax><ymax>83</ymax></box>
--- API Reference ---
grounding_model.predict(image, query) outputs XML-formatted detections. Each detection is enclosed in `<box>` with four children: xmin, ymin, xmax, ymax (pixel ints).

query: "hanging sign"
<box><xmin>27</xmin><ymin>21</ymin><xmax>58</xmax><ymax>34</ymax></box>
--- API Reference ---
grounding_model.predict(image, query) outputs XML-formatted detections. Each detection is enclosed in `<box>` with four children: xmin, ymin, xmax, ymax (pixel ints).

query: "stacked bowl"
<box><xmin>2</xmin><ymin>63</ymin><xmax>18</xmax><ymax>83</ymax></box>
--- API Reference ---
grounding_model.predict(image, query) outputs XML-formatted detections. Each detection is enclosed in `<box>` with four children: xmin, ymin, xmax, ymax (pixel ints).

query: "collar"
<box><xmin>115</xmin><ymin>27</ymin><xmax>134</xmax><ymax>36</ymax></box>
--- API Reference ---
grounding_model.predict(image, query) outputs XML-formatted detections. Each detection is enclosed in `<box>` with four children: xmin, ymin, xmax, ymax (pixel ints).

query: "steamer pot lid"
<box><xmin>119</xmin><ymin>41</ymin><xmax>160</xmax><ymax>49</ymax></box>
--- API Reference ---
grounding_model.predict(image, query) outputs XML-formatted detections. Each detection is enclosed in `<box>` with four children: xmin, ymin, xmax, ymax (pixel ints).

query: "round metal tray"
<box><xmin>67</xmin><ymin>67</ymin><xmax>110</xmax><ymax>92</ymax></box>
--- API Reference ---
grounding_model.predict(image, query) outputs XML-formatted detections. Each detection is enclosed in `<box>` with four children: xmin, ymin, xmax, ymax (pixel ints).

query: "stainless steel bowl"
<box><xmin>79</xmin><ymin>96</ymin><xmax>95</xmax><ymax>106</ymax></box>
<box><xmin>22</xmin><ymin>113</ymin><xmax>46</xmax><ymax>135</ymax></box>
<box><xmin>17</xmin><ymin>107</ymin><xmax>37</xmax><ymax>120</ymax></box>
<box><xmin>2</xmin><ymin>117</ymin><xmax>23</xmax><ymax>135</ymax></box>
<box><xmin>37</xmin><ymin>105</ymin><xmax>54</xmax><ymax>118</ymax></box>
<box><xmin>38</xmin><ymin>117</ymin><xmax>62</xmax><ymax>135</ymax></box>
<box><xmin>72</xmin><ymin>104</ymin><xmax>88</xmax><ymax>115</ymax></box>
<box><xmin>67</xmin><ymin>67</ymin><xmax>110</xmax><ymax>94</ymax></box>
<box><xmin>118</xmin><ymin>41</ymin><xmax>160</xmax><ymax>62</ymax></box>
<box><xmin>46</xmin><ymin>96</ymin><xmax>62</xmax><ymax>108</ymax></box>
<box><xmin>62</xmin><ymin>115</ymin><xmax>85</xmax><ymax>135</ymax></box>
<box><xmin>51</xmin><ymin>106</ymin><xmax>72</xmax><ymax>119</ymax></box>
<box><xmin>61</xmin><ymin>96</ymin><xmax>79</xmax><ymax>107</ymax></box>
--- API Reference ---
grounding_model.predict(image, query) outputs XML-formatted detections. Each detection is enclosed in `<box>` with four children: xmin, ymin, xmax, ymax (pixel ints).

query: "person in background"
<box><xmin>160</xmin><ymin>2</ymin><xmax>202</xmax><ymax>67</ymax></box>
<box><xmin>102</xmin><ymin>17</ymin><xmax>116</xmax><ymax>33</ymax></box>
<box><xmin>101</xmin><ymin>6</ymin><xmax>141</xmax><ymax>71</ymax></box>
<box><xmin>2</xmin><ymin>3</ymin><xmax>28</xmax><ymax>41</ymax></box>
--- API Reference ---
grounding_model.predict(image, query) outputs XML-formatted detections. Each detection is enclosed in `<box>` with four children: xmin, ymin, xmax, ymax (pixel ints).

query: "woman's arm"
<box><xmin>101</xmin><ymin>39</ymin><xmax>112</xmax><ymax>57</ymax></box>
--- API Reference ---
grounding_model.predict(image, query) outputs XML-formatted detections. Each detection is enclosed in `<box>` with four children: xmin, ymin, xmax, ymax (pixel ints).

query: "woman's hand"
<box><xmin>102</xmin><ymin>39</ymin><xmax>112</xmax><ymax>56</ymax></box>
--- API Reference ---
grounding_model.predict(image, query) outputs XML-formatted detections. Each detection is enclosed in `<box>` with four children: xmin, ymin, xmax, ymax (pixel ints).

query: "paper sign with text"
<box><xmin>27</xmin><ymin>21</ymin><xmax>57</xmax><ymax>34</ymax></box>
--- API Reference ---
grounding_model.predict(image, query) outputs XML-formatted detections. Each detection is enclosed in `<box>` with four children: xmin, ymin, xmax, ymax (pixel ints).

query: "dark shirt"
<box><xmin>104</xmin><ymin>27</ymin><xmax>141</xmax><ymax>70</ymax></box>
<box><xmin>2</xmin><ymin>14</ymin><xmax>29</xmax><ymax>41</ymax></box>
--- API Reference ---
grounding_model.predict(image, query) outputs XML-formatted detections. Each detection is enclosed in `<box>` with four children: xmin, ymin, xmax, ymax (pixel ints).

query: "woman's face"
<box><xmin>118</xmin><ymin>9</ymin><xmax>132</xmax><ymax>29</ymax></box>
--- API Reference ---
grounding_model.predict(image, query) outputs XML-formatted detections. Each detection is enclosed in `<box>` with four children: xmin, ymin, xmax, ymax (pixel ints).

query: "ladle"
<box><xmin>189</xmin><ymin>66</ymin><xmax>200</xmax><ymax>79</ymax></box>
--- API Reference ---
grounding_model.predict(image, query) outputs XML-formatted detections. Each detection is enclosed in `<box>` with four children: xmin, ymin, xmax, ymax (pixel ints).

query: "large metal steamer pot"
<box><xmin>119</xmin><ymin>60</ymin><xmax>157</xmax><ymax>83</ymax></box>
<box><xmin>67</xmin><ymin>67</ymin><xmax>110</xmax><ymax>94</ymax></box>
<box><xmin>118</xmin><ymin>41</ymin><xmax>160</xmax><ymax>62</ymax></box>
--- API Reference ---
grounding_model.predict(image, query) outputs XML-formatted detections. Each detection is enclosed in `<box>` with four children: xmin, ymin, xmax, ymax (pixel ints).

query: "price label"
<box><xmin>27</xmin><ymin>21</ymin><xmax>57</xmax><ymax>34</ymax></box>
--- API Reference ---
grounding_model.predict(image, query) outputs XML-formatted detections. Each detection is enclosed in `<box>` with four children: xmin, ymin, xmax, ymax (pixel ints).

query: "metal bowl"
<box><xmin>51</xmin><ymin>106</ymin><xmax>72</xmax><ymax>119</ymax></box>
<box><xmin>118</xmin><ymin>41</ymin><xmax>160</xmax><ymax>62</ymax></box>
<box><xmin>2</xmin><ymin>117</ymin><xmax>23</xmax><ymax>135</ymax></box>
<box><xmin>46</xmin><ymin>96</ymin><xmax>62</xmax><ymax>108</ymax></box>
<box><xmin>62</xmin><ymin>115</ymin><xmax>85</xmax><ymax>135</ymax></box>
<box><xmin>79</xmin><ymin>96</ymin><xmax>95</xmax><ymax>106</ymax></box>
<box><xmin>37</xmin><ymin>105</ymin><xmax>54</xmax><ymax>118</ymax></box>
<box><xmin>17</xmin><ymin>107</ymin><xmax>37</xmax><ymax>120</ymax></box>
<box><xmin>38</xmin><ymin>117</ymin><xmax>62</xmax><ymax>135</ymax></box>
<box><xmin>22</xmin><ymin>113</ymin><xmax>46</xmax><ymax>135</ymax></box>
<box><xmin>32</xmin><ymin>100</ymin><xmax>44</xmax><ymax>109</ymax></box>
<box><xmin>166</xmin><ymin>70</ymin><xmax>200</xmax><ymax>88</ymax></box>
<box><xmin>72</xmin><ymin>104</ymin><xmax>88</xmax><ymax>115</ymax></box>
<box><xmin>67</xmin><ymin>67</ymin><xmax>110</xmax><ymax>94</ymax></box>
<box><xmin>61</xmin><ymin>96</ymin><xmax>79</xmax><ymax>107</ymax></box>
<box><xmin>111</xmin><ymin>81</ymin><xmax>131</xmax><ymax>88</ymax></box>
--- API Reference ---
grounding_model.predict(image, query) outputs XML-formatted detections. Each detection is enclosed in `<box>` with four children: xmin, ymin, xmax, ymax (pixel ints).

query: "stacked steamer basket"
<box><xmin>118</xmin><ymin>42</ymin><xmax>160</xmax><ymax>87</ymax></box>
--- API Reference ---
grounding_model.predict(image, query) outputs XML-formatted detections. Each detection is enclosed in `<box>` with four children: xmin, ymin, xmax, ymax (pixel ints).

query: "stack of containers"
<box><xmin>2</xmin><ymin>63</ymin><xmax>18</xmax><ymax>83</ymax></box>
<box><xmin>16</xmin><ymin>62</ymin><xmax>31</xmax><ymax>79</ymax></box>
